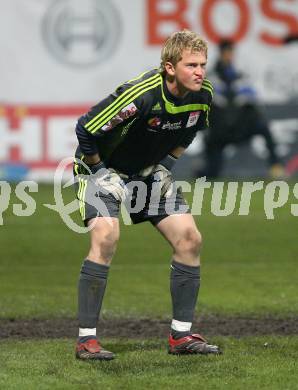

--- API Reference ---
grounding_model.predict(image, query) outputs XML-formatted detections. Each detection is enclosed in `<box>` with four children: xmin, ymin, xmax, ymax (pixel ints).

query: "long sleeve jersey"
<box><xmin>76</xmin><ymin>68</ymin><xmax>213</xmax><ymax>176</ymax></box>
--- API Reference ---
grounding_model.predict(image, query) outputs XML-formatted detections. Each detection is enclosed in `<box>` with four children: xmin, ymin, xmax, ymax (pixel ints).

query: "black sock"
<box><xmin>170</xmin><ymin>260</ymin><xmax>200</xmax><ymax>335</ymax></box>
<box><xmin>78</xmin><ymin>259</ymin><xmax>109</xmax><ymax>329</ymax></box>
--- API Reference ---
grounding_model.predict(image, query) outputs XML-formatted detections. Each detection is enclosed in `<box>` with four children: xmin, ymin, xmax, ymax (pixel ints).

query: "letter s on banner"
<box><xmin>260</xmin><ymin>0</ymin><xmax>298</xmax><ymax>45</ymax></box>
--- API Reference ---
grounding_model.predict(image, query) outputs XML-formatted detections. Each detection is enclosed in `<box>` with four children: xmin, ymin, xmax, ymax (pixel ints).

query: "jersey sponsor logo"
<box><xmin>102</xmin><ymin>103</ymin><xmax>137</xmax><ymax>131</ymax></box>
<box><xmin>162</xmin><ymin>121</ymin><xmax>182</xmax><ymax>130</ymax></box>
<box><xmin>151</xmin><ymin>101</ymin><xmax>162</xmax><ymax>111</ymax></box>
<box><xmin>147</xmin><ymin>117</ymin><xmax>161</xmax><ymax>128</ymax></box>
<box><xmin>186</xmin><ymin>111</ymin><xmax>201</xmax><ymax>128</ymax></box>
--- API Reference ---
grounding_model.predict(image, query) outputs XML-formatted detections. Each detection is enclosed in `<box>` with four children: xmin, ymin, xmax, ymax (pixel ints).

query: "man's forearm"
<box><xmin>76</xmin><ymin>122</ymin><xmax>99</xmax><ymax>157</ymax></box>
<box><xmin>158</xmin><ymin>147</ymin><xmax>186</xmax><ymax>172</ymax></box>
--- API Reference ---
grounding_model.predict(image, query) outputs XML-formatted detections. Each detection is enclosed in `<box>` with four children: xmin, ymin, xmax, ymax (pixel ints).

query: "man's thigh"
<box><xmin>154</xmin><ymin>213</ymin><xmax>199</xmax><ymax>246</ymax></box>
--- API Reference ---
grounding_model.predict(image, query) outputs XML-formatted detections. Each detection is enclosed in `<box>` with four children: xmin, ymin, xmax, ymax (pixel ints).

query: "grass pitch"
<box><xmin>0</xmin><ymin>182</ymin><xmax>298</xmax><ymax>389</ymax></box>
<box><xmin>0</xmin><ymin>337</ymin><xmax>297</xmax><ymax>390</ymax></box>
<box><xmin>0</xmin><ymin>182</ymin><xmax>297</xmax><ymax>318</ymax></box>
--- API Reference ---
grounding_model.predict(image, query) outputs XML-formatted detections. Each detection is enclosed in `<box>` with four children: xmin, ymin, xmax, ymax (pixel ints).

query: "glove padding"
<box><xmin>138</xmin><ymin>155</ymin><xmax>177</xmax><ymax>198</ymax></box>
<box><xmin>88</xmin><ymin>162</ymin><xmax>128</xmax><ymax>202</ymax></box>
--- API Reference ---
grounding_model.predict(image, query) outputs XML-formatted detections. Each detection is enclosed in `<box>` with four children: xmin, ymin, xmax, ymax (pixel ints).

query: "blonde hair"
<box><xmin>160</xmin><ymin>30</ymin><xmax>208</xmax><ymax>74</ymax></box>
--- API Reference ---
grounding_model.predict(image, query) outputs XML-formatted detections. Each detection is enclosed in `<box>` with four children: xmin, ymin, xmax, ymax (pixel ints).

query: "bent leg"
<box><xmin>156</xmin><ymin>213</ymin><xmax>202</xmax><ymax>266</ymax></box>
<box><xmin>87</xmin><ymin>217</ymin><xmax>120</xmax><ymax>266</ymax></box>
<box><xmin>155</xmin><ymin>214</ymin><xmax>202</xmax><ymax>336</ymax></box>
<box><xmin>73</xmin><ymin>154</ymin><xmax>120</xmax><ymax>359</ymax></box>
<box><xmin>78</xmin><ymin>217</ymin><xmax>119</xmax><ymax>332</ymax></box>
<box><xmin>156</xmin><ymin>214</ymin><xmax>219</xmax><ymax>353</ymax></box>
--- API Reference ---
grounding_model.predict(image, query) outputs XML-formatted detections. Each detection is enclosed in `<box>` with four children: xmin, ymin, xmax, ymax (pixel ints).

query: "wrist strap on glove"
<box><xmin>159</xmin><ymin>154</ymin><xmax>178</xmax><ymax>171</ymax></box>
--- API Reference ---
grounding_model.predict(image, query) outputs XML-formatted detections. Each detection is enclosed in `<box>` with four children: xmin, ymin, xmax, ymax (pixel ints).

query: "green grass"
<box><xmin>0</xmin><ymin>182</ymin><xmax>297</xmax><ymax>318</ymax></box>
<box><xmin>1</xmin><ymin>182</ymin><xmax>298</xmax><ymax>389</ymax></box>
<box><xmin>0</xmin><ymin>337</ymin><xmax>297</xmax><ymax>390</ymax></box>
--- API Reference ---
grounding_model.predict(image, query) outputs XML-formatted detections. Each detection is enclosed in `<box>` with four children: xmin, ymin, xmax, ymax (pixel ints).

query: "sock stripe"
<box><xmin>171</xmin><ymin>319</ymin><xmax>192</xmax><ymax>332</ymax></box>
<box><xmin>79</xmin><ymin>327</ymin><xmax>96</xmax><ymax>337</ymax></box>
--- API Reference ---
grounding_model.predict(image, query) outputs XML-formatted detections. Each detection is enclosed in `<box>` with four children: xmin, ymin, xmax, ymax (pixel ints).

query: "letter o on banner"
<box><xmin>201</xmin><ymin>0</ymin><xmax>250</xmax><ymax>43</ymax></box>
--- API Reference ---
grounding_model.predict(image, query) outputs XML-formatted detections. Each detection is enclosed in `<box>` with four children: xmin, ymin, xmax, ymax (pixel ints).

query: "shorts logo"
<box><xmin>186</xmin><ymin>111</ymin><xmax>201</xmax><ymax>128</ymax></box>
<box><xmin>102</xmin><ymin>103</ymin><xmax>137</xmax><ymax>131</ymax></box>
<box><xmin>42</xmin><ymin>0</ymin><xmax>121</xmax><ymax>68</ymax></box>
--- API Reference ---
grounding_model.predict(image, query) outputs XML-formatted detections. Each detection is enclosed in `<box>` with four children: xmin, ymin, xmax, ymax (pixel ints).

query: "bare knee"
<box><xmin>173</xmin><ymin>228</ymin><xmax>202</xmax><ymax>261</ymax></box>
<box><xmin>88</xmin><ymin>219</ymin><xmax>120</xmax><ymax>265</ymax></box>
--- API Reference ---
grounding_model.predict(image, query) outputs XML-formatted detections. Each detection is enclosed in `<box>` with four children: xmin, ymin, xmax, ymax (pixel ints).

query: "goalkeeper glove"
<box><xmin>151</xmin><ymin>154</ymin><xmax>177</xmax><ymax>198</ymax></box>
<box><xmin>87</xmin><ymin>161</ymin><xmax>128</xmax><ymax>202</ymax></box>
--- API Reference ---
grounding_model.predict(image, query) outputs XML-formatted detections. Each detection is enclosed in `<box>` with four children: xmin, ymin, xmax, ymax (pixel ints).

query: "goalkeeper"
<box><xmin>73</xmin><ymin>29</ymin><xmax>220</xmax><ymax>360</ymax></box>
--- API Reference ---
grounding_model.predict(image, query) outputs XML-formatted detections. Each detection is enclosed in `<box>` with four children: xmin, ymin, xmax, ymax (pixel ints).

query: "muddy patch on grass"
<box><xmin>0</xmin><ymin>315</ymin><xmax>297</xmax><ymax>339</ymax></box>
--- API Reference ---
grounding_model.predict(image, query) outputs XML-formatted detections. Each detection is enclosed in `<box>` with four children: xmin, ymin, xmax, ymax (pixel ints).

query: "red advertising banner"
<box><xmin>0</xmin><ymin>105</ymin><xmax>88</xmax><ymax>181</ymax></box>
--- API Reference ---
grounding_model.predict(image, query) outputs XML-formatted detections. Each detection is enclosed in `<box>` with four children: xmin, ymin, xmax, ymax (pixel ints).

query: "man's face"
<box><xmin>166</xmin><ymin>49</ymin><xmax>207</xmax><ymax>95</ymax></box>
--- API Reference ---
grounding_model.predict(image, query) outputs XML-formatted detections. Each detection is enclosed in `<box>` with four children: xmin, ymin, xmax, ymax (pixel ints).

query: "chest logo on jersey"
<box><xmin>102</xmin><ymin>102</ymin><xmax>137</xmax><ymax>131</ymax></box>
<box><xmin>151</xmin><ymin>101</ymin><xmax>162</xmax><ymax>112</ymax></box>
<box><xmin>148</xmin><ymin>117</ymin><xmax>162</xmax><ymax>128</ymax></box>
<box><xmin>186</xmin><ymin>111</ymin><xmax>201</xmax><ymax>128</ymax></box>
<box><xmin>147</xmin><ymin>118</ymin><xmax>182</xmax><ymax>132</ymax></box>
<box><xmin>162</xmin><ymin>121</ymin><xmax>182</xmax><ymax>130</ymax></box>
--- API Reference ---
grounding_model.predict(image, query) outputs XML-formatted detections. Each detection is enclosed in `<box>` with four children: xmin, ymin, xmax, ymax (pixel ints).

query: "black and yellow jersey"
<box><xmin>76</xmin><ymin>68</ymin><xmax>213</xmax><ymax>176</ymax></box>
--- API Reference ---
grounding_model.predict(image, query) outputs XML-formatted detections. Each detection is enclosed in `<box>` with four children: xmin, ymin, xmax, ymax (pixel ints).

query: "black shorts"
<box><xmin>73</xmin><ymin>161</ymin><xmax>190</xmax><ymax>226</ymax></box>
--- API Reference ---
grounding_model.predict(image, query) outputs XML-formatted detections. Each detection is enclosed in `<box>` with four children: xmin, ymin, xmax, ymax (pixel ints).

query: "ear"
<box><xmin>164</xmin><ymin>61</ymin><xmax>175</xmax><ymax>77</ymax></box>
